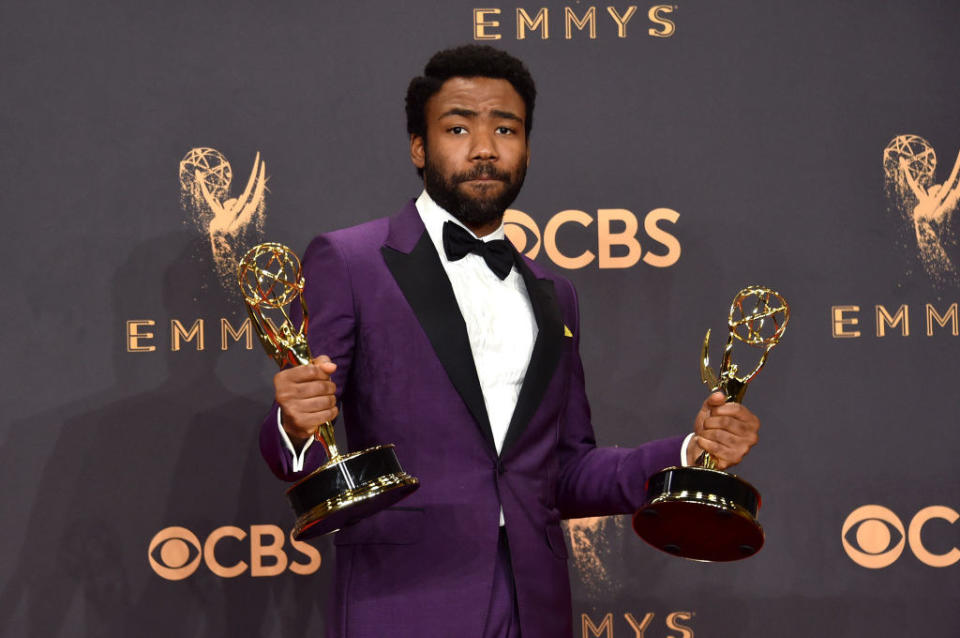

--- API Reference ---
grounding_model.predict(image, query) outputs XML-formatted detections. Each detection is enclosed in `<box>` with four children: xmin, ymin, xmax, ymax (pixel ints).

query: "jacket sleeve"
<box><xmin>554</xmin><ymin>277</ymin><xmax>684</xmax><ymax>518</ymax></box>
<box><xmin>258</xmin><ymin>233</ymin><xmax>357</xmax><ymax>482</ymax></box>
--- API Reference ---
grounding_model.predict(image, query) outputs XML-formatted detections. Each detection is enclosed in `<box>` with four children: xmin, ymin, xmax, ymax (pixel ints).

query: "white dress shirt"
<box><xmin>278</xmin><ymin>190</ymin><xmax>692</xmax><ymax>478</ymax></box>
<box><xmin>415</xmin><ymin>190</ymin><xmax>539</xmax><ymax>454</ymax></box>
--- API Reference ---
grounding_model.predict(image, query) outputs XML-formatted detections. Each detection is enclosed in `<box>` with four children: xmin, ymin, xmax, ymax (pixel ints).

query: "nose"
<box><xmin>470</xmin><ymin>127</ymin><xmax>498</xmax><ymax>161</ymax></box>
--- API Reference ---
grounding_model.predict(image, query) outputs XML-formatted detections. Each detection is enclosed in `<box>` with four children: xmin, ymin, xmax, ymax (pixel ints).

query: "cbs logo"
<box><xmin>842</xmin><ymin>505</ymin><xmax>960</xmax><ymax>568</ymax></box>
<box><xmin>503</xmin><ymin>207</ymin><xmax>681</xmax><ymax>269</ymax></box>
<box><xmin>148</xmin><ymin>524</ymin><xmax>321</xmax><ymax>580</ymax></box>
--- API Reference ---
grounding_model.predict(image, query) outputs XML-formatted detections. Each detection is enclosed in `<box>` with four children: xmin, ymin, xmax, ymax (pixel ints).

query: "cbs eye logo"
<box><xmin>149</xmin><ymin>526</ymin><xmax>202</xmax><ymax>580</ymax></box>
<box><xmin>842</xmin><ymin>505</ymin><xmax>960</xmax><ymax>568</ymax></box>
<box><xmin>148</xmin><ymin>524</ymin><xmax>321</xmax><ymax>580</ymax></box>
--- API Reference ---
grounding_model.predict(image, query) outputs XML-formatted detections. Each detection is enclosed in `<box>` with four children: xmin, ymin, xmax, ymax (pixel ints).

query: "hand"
<box><xmin>274</xmin><ymin>355</ymin><xmax>339</xmax><ymax>445</ymax></box>
<box><xmin>686</xmin><ymin>391</ymin><xmax>760</xmax><ymax>470</ymax></box>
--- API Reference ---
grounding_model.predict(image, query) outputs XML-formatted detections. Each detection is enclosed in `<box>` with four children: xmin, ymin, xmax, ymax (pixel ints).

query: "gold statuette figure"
<box><xmin>239</xmin><ymin>243</ymin><xmax>419</xmax><ymax>539</ymax></box>
<box><xmin>632</xmin><ymin>286</ymin><xmax>789</xmax><ymax>561</ymax></box>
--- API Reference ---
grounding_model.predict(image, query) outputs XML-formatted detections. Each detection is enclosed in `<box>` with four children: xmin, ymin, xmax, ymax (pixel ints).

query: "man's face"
<box><xmin>410</xmin><ymin>77</ymin><xmax>530</xmax><ymax>233</ymax></box>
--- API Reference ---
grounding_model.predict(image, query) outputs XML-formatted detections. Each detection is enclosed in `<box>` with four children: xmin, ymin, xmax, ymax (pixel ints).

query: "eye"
<box><xmin>448</xmin><ymin>126</ymin><xmax>467</xmax><ymax>135</ymax></box>
<box><xmin>496</xmin><ymin>126</ymin><xmax>516</xmax><ymax>135</ymax></box>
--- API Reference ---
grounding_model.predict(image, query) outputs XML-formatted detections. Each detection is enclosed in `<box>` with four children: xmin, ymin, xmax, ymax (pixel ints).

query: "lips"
<box><xmin>453</xmin><ymin>163</ymin><xmax>510</xmax><ymax>184</ymax></box>
<box><xmin>458</xmin><ymin>172</ymin><xmax>507</xmax><ymax>184</ymax></box>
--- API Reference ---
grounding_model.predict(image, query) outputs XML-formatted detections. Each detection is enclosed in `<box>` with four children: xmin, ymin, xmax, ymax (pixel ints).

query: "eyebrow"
<box><xmin>439</xmin><ymin>107</ymin><xmax>523</xmax><ymax>124</ymax></box>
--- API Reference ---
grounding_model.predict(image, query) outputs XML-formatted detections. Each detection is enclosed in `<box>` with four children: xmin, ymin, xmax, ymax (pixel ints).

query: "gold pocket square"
<box><xmin>563</xmin><ymin>325</ymin><xmax>573</xmax><ymax>337</ymax></box>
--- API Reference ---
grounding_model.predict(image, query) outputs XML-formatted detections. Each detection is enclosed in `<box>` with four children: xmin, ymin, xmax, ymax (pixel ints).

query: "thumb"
<box><xmin>706</xmin><ymin>391</ymin><xmax>726</xmax><ymax>406</ymax></box>
<box><xmin>311</xmin><ymin>354</ymin><xmax>338</xmax><ymax>373</ymax></box>
<box><xmin>694</xmin><ymin>391</ymin><xmax>725</xmax><ymax>432</ymax></box>
<box><xmin>694</xmin><ymin>395</ymin><xmax>712</xmax><ymax>433</ymax></box>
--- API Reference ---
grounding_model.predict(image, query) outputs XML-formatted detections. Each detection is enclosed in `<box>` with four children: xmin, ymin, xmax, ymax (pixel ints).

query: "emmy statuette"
<box><xmin>238</xmin><ymin>243</ymin><xmax>419</xmax><ymax>540</ymax></box>
<box><xmin>632</xmin><ymin>286</ymin><xmax>789</xmax><ymax>561</ymax></box>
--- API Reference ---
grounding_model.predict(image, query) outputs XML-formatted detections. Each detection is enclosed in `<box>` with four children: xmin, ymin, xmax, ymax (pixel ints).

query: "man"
<box><xmin>260</xmin><ymin>45</ymin><xmax>760</xmax><ymax>637</ymax></box>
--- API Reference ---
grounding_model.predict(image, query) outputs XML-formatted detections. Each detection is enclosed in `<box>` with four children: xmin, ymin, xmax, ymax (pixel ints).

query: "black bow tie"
<box><xmin>442</xmin><ymin>221</ymin><xmax>514</xmax><ymax>280</ymax></box>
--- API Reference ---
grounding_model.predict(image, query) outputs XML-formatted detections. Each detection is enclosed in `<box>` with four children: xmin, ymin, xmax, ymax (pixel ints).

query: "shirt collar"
<box><xmin>415</xmin><ymin>190</ymin><xmax>506</xmax><ymax>263</ymax></box>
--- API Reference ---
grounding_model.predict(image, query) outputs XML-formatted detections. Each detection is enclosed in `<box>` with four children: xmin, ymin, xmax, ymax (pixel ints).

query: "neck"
<box><xmin>419</xmin><ymin>187</ymin><xmax>505</xmax><ymax>238</ymax></box>
<box><xmin>466</xmin><ymin>219</ymin><xmax>502</xmax><ymax>238</ymax></box>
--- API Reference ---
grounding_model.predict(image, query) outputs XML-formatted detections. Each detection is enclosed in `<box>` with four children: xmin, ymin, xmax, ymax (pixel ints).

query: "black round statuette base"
<box><xmin>632</xmin><ymin>465</ymin><xmax>763</xmax><ymax>562</ymax></box>
<box><xmin>286</xmin><ymin>444</ymin><xmax>419</xmax><ymax>540</ymax></box>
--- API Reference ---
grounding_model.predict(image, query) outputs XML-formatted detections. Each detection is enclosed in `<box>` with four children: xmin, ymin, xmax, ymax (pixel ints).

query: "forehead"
<box><xmin>425</xmin><ymin>77</ymin><xmax>526</xmax><ymax>121</ymax></box>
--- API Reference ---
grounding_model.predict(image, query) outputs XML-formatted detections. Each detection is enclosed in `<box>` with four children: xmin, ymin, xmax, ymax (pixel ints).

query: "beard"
<box><xmin>423</xmin><ymin>154</ymin><xmax>526</xmax><ymax>229</ymax></box>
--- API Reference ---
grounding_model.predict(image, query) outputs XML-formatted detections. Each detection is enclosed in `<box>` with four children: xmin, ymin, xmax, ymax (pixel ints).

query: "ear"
<box><xmin>410</xmin><ymin>134</ymin><xmax>425</xmax><ymax>170</ymax></box>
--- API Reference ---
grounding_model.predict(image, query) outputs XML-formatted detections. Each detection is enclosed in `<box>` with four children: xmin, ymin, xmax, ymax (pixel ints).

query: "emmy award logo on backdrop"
<box><xmin>883</xmin><ymin>135</ymin><xmax>960</xmax><ymax>287</ymax></box>
<box><xmin>179</xmin><ymin>147</ymin><xmax>268</xmax><ymax>292</ymax></box>
<box><xmin>238</xmin><ymin>243</ymin><xmax>419</xmax><ymax>539</ymax></box>
<box><xmin>633</xmin><ymin>286</ymin><xmax>789</xmax><ymax>562</ymax></box>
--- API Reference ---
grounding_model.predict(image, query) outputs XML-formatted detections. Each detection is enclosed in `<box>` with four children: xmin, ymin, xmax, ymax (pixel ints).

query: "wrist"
<box><xmin>684</xmin><ymin>435</ymin><xmax>701</xmax><ymax>466</ymax></box>
<box><xmin>288</xmin><ymin>434</ymin><xmax>310</xmax><ymax>454</ymax></box>
<box><xmin>279</xmin><ymin>409</ymin><xmax>312</xmax><ymax>452</ymax></box>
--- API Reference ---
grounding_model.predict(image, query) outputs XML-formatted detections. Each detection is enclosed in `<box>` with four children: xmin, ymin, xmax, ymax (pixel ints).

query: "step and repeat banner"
<box><xmin>2</xmin><ymin>1</ymin><xmax>958</xmax><ymax>636</ymax></box>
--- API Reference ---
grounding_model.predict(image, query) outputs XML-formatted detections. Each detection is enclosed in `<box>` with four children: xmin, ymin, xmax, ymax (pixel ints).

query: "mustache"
<box><xmin>453</xmin><ymin>164</ymin><xmax>512</xmax><ymax>183</ymax></box>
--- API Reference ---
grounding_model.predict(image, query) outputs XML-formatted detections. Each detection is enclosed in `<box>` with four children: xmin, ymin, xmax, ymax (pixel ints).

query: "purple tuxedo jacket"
<box><xmin>260</xmin><ymin>200</ymin><xmax>683</xmax><ymax>637</ymax></box>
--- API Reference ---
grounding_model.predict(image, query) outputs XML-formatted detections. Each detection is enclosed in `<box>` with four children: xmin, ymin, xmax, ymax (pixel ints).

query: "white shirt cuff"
<box><xmin>680</xmin><ymin>432</ymin><xmax>695</xmax><ymax>466</ymax></box>
<box><xmin>277</xmin><ymin>407</ymin><xmax>314</xmax><ymax>472</ymax></box>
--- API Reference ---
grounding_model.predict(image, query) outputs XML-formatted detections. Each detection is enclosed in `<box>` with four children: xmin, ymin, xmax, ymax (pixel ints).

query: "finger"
<box><xmin>701</xmin><ymin>414</ymin><xmax>760</xmax><ymax>438</ymax></box>
<box><xmin>709</xmin><ymin>401</ymin><xmax>755</xmax><ymax>420</ymax></box>
<box><xmin>696</xmin><ymin>437</ymin><xmax>747</xmax><ymax>470</ymax></box>
<box><xmin>699</xmin><ymin>417</ymin><xmax>757</xmax><ymax>449</ymax></box>
<box><xmin>295</xmin><ymin>395</ymin><xmax>338</xmax><ymax>413</ymax></box>
<box><xmin>290</xmin><ymin>406</ymin><xmax>339</xmax><ymax>431</ymax></box>
<box><xmin>276</xmin><ymin>379</ymin><xmax>327</xmax><ymax>403</ymax></box>
<box><xmin>277</xmin><ymin>364</ymin><xmax>318</xmax><ymax>383</ymax></box>
<box><xmin>694</xmin><ymin>436</ymin><xmax>726</xmax><ymax>462</ymax></box>
<box><xmin>280</xmin><ymin>409</ymin><xmax>316</xmax><ymax>439</ymax></box>
<box><xmin>703</xmin><ymin>428</ymin><xmax>757</xmax><ymax>456</ymax></box>
<box><xmin>697</xmin><ymin>427</ymin><xmax>744</xmax><ymax>450</ymax></box>
<box><xmin>290</xmin><ymin>379</ymin><xmax>337</xmax><ymax>400</ymax></box>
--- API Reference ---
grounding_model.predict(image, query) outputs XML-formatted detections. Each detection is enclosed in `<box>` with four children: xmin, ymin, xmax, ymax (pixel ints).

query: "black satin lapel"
<box><xmin>501</xmin><ymin>256</ymin><xmax>564</xmax><ymax>456</ymax></box>
<box><xmin>381</xmin><ymin>232</ymin><xmax>496</xmax><ymax>456</ymax></box>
